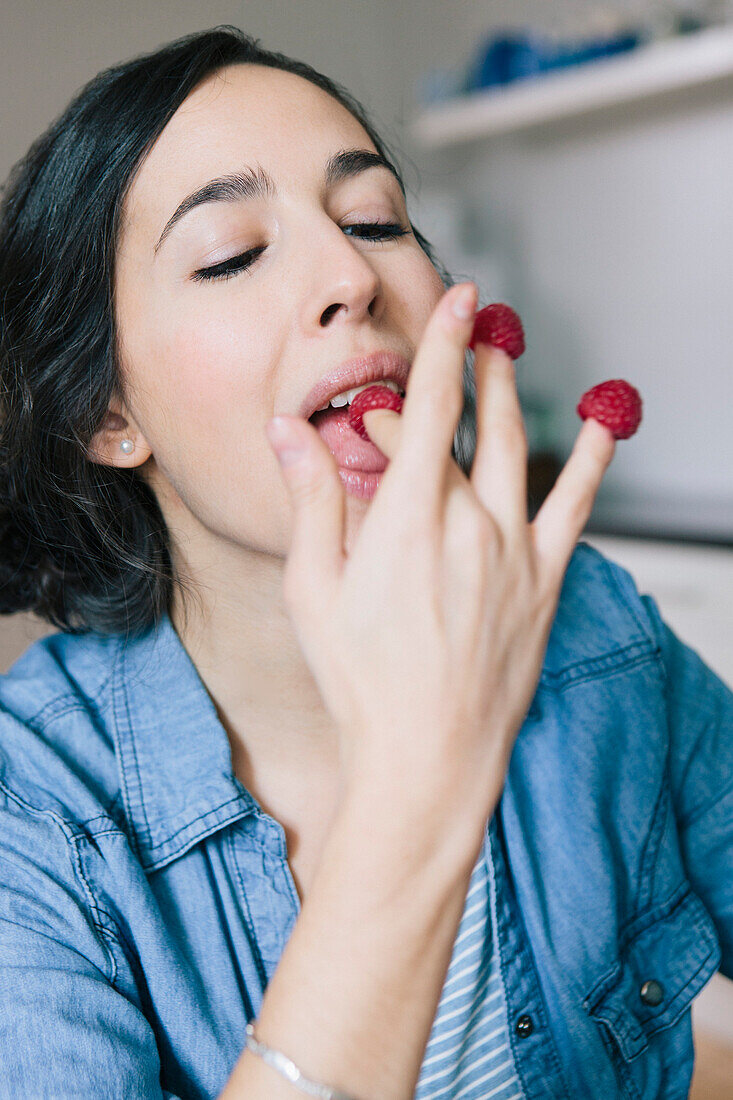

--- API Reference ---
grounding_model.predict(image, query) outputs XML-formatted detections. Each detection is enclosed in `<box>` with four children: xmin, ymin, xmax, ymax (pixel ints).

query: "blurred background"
<box><xmin>1</xmin><ymin>2</ymin><xmax>732</xmax><ymax>1093</ymax></box>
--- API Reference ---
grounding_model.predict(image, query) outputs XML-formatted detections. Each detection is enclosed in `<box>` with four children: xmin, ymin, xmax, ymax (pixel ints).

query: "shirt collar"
<box><xmin>110</xmin><ymin>611</ymin><xmax>258</xmax><ymax>871</ymax></box>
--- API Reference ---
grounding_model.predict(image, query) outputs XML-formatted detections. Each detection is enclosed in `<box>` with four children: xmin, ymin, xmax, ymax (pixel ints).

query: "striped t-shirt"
<box><xmin>414</xmin><ymin>839</ymin><xmax>525</xmax><ymax>1099</ymax></box>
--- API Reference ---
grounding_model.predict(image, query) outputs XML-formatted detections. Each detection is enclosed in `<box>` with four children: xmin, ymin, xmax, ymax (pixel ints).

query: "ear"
<box><xmin>86</xmin><ymin>397</ymin><xmax>152</xmax><ymax>468</ymax></box>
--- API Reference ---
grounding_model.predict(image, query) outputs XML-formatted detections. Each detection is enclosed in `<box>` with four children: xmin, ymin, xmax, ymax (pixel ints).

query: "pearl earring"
<box><xmin>120</xmin><ymin>439</ymin><xmax>134</xmax><ymax>454</ymax></box>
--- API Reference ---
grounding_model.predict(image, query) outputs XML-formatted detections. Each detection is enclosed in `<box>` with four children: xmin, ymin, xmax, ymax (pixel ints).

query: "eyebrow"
<box><xmin>153</xmin><ymin>148</ymin><xmax>405</xmax><ymax>256</ymax></box>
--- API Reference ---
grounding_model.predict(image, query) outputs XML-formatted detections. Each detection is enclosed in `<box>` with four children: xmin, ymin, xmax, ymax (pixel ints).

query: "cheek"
<box><xmin>400</xmin><ymin>252</ymin><xmax>446</xmax><ymax>331</ymax></box>
<box><xmin>151</xmin><ymin>307</ymin><xmax>267</xmax><ymax>426</ymax></box>
<box><xmin>132</xmin><ymin>308</ymin><xmax>278</xmax><ymax>528</ymax></box>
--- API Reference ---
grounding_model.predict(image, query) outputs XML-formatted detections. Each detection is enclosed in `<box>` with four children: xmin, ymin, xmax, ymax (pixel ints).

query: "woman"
<box><xmin>0</xmin><ymin>25</ymin><xmax>730</xmax><ymax>1100</ymax></box>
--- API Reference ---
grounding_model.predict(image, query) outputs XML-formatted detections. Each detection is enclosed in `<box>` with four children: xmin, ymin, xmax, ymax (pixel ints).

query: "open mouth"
<box><xmin>308</xmin><ymin>404</ymin><xmax>389</xmax><ymax>472</ymax></box>
<box><xmin>307</xmin><ymin>380</ymin><xmax>406</xmax><ymax>422</ymax></box>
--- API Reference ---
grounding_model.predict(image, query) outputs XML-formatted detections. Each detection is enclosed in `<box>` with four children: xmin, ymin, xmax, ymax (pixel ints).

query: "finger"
<box><xmin>363</xmin><ymin>406</ymin><xmax>468</xmax><ymax>504</ymax></box>
<box><xmin>361</xmin><ymin>406</ymin><xmax>403</xmax><ymax>460</ymax></box>
<box><xmin>470</xmin><ymin>343</ymin><xmax>528</xmax><ymax>536</ymax></box>
<box><xmin>531</xmin><ymin>417</ymin><xmax>616</xmax><ymax>582</ymax></box>
<box><xmin>387</xmin><ymin>283</ymin><xmax>478</xmax><ymax>517</ymax></box>
<box><xmin>266</xmin><ymin>416</ymin><xmax>346</xmax><ymax>606</ymax></box>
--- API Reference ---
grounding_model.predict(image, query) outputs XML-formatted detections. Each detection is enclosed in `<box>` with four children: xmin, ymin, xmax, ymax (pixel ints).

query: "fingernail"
<box><xmin>451</xmin><ymin>284</ymin><xmax>476</xmax><ymax>320</ymax></box>
<box><xmin>266</xmin><ymin>417</ymin><xmax>307</xmax><ymax>466</ymax></box>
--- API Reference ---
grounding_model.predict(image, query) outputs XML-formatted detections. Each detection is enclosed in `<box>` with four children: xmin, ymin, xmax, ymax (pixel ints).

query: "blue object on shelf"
<box><xmin>469</xmin><ymin>32</ymin><xmax>550</xmax><ymax>91</ymax></box>
<box><xmin>548</xmin><ymin>32</ymin><xmax>642</xmax><ymax>71</ymax></box>
<box><xmin>466</xmin><ymin>27</ymin><xmax>643</xmax><ymax>94</ymax></box>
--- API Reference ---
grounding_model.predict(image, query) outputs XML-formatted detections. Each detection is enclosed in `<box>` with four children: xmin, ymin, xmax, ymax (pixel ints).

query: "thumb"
<box><xmin>266</xmin><ymin>416</ymin><xmax>345</xmax><ymax>600</ymax></box>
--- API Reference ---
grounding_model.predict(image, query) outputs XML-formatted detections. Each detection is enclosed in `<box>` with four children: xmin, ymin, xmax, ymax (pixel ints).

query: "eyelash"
<box><xmin>191</xmin><ymin>221</ymin><xmax>410</xmax><ymax>282</ymax></box>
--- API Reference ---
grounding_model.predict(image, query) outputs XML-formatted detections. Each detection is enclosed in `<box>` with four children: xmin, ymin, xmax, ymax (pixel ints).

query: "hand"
<box><xmin>267</xmin><ymin>283</ymin><xmax>615</xmax><ymax>819</ymax></box>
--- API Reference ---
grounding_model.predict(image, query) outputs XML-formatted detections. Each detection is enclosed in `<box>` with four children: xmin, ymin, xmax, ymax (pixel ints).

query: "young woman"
<box><xmin>0</xmin><ymin>25</ymin><xmax>730</xmax><ymax>1100</ymax></box>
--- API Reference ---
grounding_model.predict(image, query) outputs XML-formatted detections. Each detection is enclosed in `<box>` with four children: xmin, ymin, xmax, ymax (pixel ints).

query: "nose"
<box><xmin>302</xmin><ymin>220</ymin><xmax>384</xmax><ymax>334</ymax></box>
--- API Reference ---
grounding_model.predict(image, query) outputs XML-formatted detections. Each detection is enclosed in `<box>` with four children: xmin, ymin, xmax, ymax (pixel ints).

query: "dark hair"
<box><xmin>0</xmin><ymin>25</ymin><xmax>475</xmax><ymax>637</ymax></box>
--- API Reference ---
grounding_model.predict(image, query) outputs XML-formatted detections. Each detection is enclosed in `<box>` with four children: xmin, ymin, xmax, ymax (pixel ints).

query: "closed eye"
<box><xmin>191</xmin><ymin>221</ymin><xmax>410</xmax><ymax>282</ymax></box>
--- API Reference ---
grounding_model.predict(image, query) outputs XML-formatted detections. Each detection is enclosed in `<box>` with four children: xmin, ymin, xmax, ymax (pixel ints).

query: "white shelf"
<box><xmin>412</xmin><ymin>25</ymin><xmax>733</xmax><ymax>148</ymax></box>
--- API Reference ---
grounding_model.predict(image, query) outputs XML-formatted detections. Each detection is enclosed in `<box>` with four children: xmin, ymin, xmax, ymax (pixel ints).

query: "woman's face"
<box><xmin>109</xmin><ymin>63</ymin><xmax>446</xmax><ymax>562</ymax></box>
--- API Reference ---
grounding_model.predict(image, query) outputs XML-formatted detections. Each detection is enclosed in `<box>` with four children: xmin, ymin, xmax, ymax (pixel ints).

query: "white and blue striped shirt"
<box><xmin>414</xmin><ymin>841</ymin><xmax>525</xmax><ymax>1099</ymax></box>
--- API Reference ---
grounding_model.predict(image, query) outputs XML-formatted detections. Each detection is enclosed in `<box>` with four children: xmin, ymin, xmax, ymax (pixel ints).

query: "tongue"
<box><xmin>309</xmin><ymin>406</ymin><xmax>389</xmax><ymax>471</ymax></box>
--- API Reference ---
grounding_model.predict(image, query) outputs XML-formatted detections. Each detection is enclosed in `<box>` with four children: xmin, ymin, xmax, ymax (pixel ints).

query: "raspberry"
<box><xmin>347</xmin><ymin>385</ymin><xmax>404</xmax><ymax>442</ymax></box>
<box><xmin>576</xmin><ymin>379</ymin><xmax>643</xmax><ymax>440</ymax></box>
<box><xmin>468</xmin><ymin>302</ymin><xmax>525</xmax><ymax>359</ymax></box>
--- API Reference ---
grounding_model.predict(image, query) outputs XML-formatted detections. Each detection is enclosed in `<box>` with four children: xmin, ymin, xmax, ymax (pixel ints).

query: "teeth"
<box><xmin>315</xmin><ymin>379</ymin><xmax>405</xmax><ymax>413</ymax></box>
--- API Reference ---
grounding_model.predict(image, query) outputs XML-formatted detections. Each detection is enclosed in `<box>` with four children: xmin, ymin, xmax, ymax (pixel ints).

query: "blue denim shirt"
<box><xmin>0</xmin><ymin>541</ymin><xmax>731</xmax><ymax>1100</ymax></box>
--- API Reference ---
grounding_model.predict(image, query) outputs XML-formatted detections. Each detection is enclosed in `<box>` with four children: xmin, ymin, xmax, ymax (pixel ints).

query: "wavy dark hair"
<box><xmin>0</xmin><ymin>25</ymin><xmax>475</xmax><ymax>638</ymax></box>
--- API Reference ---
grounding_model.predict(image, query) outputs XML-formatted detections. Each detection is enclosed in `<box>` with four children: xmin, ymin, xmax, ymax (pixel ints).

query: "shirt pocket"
<box><xmin>582</xmin><ymin>885</ymin><xmax>721</xmax><ymax>1100</ymax></box>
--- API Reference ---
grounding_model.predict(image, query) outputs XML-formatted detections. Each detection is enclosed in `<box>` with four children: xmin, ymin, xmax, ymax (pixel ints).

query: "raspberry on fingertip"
<box><xmin>348</xmin><ymin>385</ymin><xmax>404</xmax><ymax>442</ymax></box>
<box><xmin>469</xmin><ymin>303</ymin><xmax>526</xmax><ymax>359</ymax></box>
<box><xmin>576</xmin><ymin>379</ymin><xmax>643</xmax><ymax>440</ymax></box>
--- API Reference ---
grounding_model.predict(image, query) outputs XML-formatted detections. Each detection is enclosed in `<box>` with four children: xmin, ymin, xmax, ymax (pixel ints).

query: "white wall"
<box><xmin>396</xmin><ymin>0</ymin><xmax>733</xmax><ymax>540</ymax></box>
<box><xmin>0</xmin><ymin>0</ymin><xmax>403</xmax><ymax>185</ymax></box>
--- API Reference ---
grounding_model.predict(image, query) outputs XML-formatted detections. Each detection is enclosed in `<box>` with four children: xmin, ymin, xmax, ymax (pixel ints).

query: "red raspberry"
<box><xmin>468</xmin><ymin>303</ymin><xmax>525</xmax><ymax>359</ymax></box>
<box><xmin>348</xmin><ymin>384</ymin><xmax>405</xmax><ymax>442</ymax></box>
<box><xmin>576</xmin><ymin>379</ymin><xmax>643</xmax><ymax>440</ymax></box>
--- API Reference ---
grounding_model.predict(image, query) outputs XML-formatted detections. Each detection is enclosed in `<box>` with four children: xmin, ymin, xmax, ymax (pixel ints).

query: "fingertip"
<box><xmin>447</xmin><ymin>282</ymin><xmax>478</xmax><ymax>323</ymax></box>
<box><xmin>361</xmin><ymin>405</ymin><xmax>401</xmax><ymax>456</ymax></box>
<box><xmin>584</xmin><ymin>417</ymin><xmax>617</xmax><ymax>460</ymax></box>
<box><xmin>481</xmin><ymin>343</ymin><xmax>513</xmax><ymax>368</ymax></box>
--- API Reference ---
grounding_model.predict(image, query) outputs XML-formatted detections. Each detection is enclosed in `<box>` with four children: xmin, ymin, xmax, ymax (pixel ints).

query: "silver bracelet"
<box><xmin>244</xmin><ymin>1021</ymin><xmax>360</xmax><ymax>1100</ymax></box>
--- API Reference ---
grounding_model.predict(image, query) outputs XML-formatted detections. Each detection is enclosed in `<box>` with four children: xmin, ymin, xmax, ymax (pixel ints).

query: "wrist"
<box><xmin>334</xmin><ymin>775</ymin><xmax>490</xmax><ymax>886</ymax></box>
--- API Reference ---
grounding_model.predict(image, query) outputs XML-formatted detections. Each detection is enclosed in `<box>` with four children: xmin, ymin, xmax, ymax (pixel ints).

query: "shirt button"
<box><xmin>640</xmin><ymin>980</ymin><xmax>664</xmax><ymax>1006</ymax></box>
<box><xmin>515</xmin><ymin>1014</ymin><xmax>534</xmax><ymax>1038</ymax></box>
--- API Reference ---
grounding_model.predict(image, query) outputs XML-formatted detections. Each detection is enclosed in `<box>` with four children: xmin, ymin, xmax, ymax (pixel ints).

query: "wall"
<box><xmin>0</xmin><ymin>0</ymin><xmax>403</xmax><ymax>186</ymax></box>
<box><xmin>396</xmin><ymin>0</ymin><xmax>733</xmax><ymax>541</ymax></box>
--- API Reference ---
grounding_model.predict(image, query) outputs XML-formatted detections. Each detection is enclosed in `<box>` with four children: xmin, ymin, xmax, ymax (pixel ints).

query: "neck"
<box><xmin>170</xmin><ymin>541</ymin><xmax>342</xmax><ymax>790</ymax></box>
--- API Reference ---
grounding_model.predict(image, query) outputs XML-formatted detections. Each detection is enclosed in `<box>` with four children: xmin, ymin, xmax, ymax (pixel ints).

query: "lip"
<box><xmin>338</xmin><ymin>468</ymin><xmax>383</xmax><ymax>500</ymax></box>
<box><xmin>297</xmin><ymin>350</ymin><xmax>412</xmax><ymax>421</ymax></box>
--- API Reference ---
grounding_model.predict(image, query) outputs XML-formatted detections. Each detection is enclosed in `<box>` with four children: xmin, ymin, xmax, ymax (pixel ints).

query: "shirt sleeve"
<box><xmin>638</xmin><ymin>591</ymin><xmax>733</xmax><ymax>980</ymax></box>
<box><xmin>0</xmin><ymin>782</ymin><xmax>183</xmax><ymax>1100</ymax></box>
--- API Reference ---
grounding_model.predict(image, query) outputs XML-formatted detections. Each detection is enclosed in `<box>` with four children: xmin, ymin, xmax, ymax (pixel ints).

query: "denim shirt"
<box><xmin>0</xmin><ymin>540</ymin><xmax>731</xmax><ymax>1100</ymax></box>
